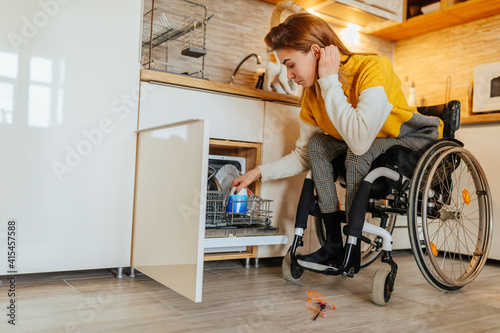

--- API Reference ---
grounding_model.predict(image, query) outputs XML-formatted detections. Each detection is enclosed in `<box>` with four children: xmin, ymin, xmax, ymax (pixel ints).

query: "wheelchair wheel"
<box><xmin>408</xmin><ymin>144</ymin><xmax>493</xmax><ymax>291</ymax></box>
<box><xmin>315</xmin><ymin>211</ymin><xmax>396</xmax><ymax>269</ymax></box>
<box><xmin>282</xmin><ymin>250</ymin><xmax>303</xmax><ymax>282</ymax></box>
<box><xmin>372</xmin><ymin>269</ymin><xmax>392</xmax><ymax>306</ymax></box>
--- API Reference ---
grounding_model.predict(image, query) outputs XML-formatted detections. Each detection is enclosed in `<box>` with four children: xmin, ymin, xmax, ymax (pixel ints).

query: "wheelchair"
<box><xmin>282</xmin><ymin>100</ymin><xmax>493</xmax><ymax>305</ymax></box>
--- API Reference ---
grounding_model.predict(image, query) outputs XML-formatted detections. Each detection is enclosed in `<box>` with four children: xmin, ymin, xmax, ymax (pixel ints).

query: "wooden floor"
<box><xmin>2</xmin><ymin>250</ymin><xmax>500</xmax><ymax>332</ymax></box>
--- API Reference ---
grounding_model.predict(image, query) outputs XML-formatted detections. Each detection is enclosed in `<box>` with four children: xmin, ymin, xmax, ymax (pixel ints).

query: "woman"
<box><xmin>231</xmin><ymin>12</ymin><xmax>443</xmax><ymax>266</ymax></box>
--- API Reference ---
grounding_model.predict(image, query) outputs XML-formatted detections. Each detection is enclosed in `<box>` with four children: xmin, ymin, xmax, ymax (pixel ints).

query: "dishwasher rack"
<box><xmin>205</xmin><ymin>191</ymin><xmax>273</xmax><ymax>228</ymax></box>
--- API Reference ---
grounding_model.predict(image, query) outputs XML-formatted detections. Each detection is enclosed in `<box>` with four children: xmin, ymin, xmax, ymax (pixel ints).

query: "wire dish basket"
<box><xmin>206</xmin><ymin>191</ymin><xmax>226</xmax><ymax>228</ymax></box>
<box><xmin>224</xmin><ymin>194</ymin><xmax>273</xmax><ymax>227</ymax></box>
<box><xmin>205</xmin><ymin>192</ymin><xmax>273</xmax><ymax>228</ymax></box>
<box><xmin>142</xmin><ymin>0</ymin><xmax>213</xmax><ymax>77</ymax></box>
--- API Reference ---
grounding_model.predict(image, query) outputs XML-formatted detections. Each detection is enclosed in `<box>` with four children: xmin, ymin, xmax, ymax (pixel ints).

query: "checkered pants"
<box><xmin>307</xmin><ymin>133</ymin><xmax>411</xmax><ymax>221</ymax></box>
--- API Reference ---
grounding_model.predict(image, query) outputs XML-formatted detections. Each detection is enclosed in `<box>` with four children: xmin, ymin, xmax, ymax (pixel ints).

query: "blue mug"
<box><xmin>226</xmin><ymin>187</ymin><xmax>248</xmax><ymax>213</ymax></box>
<box><xmin>226</xmin><ymin>194</ymin><xmax>248</xmax><ymax>213</ymax></box>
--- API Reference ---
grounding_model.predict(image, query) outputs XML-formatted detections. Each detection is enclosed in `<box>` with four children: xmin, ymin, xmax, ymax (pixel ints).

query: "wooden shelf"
<box><xmin>461</xmin><ymin>112</ymin><xmax>500</xmax><ymax>125</ymax></box>
<box><xmin>365</xmin><ymin>0</ymin><xmax>500</xmax><ymax>41</ymax></box>
<box><xmin>140</xmin><ymin>69</ymin><xmax>301</xmax><ymax>105</ymax></box>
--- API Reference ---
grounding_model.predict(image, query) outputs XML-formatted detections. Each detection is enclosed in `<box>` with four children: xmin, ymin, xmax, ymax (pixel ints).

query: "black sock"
<box><xmin>301</xmin><ymin>211</ymin><xmax>344</xmax><ymax>264</ymax></box>
<box><xmin>321</xmin><ymin>211</ymin><xmax>344</xmax><ymax>244</ymax></box>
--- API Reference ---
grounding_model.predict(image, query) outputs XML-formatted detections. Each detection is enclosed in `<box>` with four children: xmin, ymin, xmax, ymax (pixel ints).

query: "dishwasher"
<box><xmin>206</xmin><ymin>154</ymin><xmax>272</xmax><ymax>229</ymax></box>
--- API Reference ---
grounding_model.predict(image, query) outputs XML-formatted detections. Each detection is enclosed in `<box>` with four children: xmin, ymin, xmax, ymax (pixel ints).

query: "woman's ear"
<box><xmin>310</xmin><ymin>44</ymin><xmax>321</xmax><ymax>60</ymax></box>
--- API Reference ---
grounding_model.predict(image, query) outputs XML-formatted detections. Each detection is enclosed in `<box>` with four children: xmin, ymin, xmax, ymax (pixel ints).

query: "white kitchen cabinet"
<box><xmin>391</xmin><ymin>216</ymin><xmax>412</xmax><ymax>250</ymax></box>
<box><xmin>258</xmin><ymin>102</ymin><xmax>317</xmax><ymax>257</ymax></box>
<box><xmin>0</xmin><ymin>0</ymin><xmax>142</xmax><ymax>274</ymax></box>
<box><xmin>456</xmin><ymin>124</ymin><xmax>500</xmax><ymax>260</ymax></box>
<box><xmin>139</xmin><ymin>82</ymin><xmax>265</xmax><ymax>142</ymax></box>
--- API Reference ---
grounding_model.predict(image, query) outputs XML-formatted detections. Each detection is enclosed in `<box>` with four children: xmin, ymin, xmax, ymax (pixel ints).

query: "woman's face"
<box><xmin>276</xmin><ymin>47</ymin><xmax>318</xmax><ymax>89</ymax></box>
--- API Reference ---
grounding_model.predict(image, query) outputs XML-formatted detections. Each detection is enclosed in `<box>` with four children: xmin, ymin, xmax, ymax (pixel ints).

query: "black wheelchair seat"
<box><xmin>331</xmin><ymin>146</ymin><xmax>420</xmax><ymax>199</ymax></box>
<box><xmin>369</xmin><ymin>145</ymin><xmax>420</xmax><ymax>199</ymax></box>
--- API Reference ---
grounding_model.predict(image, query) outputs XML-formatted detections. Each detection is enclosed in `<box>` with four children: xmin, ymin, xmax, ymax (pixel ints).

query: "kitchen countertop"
<box><xmin>140</xmin><ymin>69</ymin><xmax>301</xmax><ymax>105</ymax></box>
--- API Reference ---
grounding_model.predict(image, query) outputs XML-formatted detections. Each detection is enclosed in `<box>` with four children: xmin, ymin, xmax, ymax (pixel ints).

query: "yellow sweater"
<box><xmin>258</xmin><ymin>54</ymin><xmax>444</xmax><ymax>181</ymax></box>
<box><xmin>300</xmin><ymin>54</ymin><xmax>443</xmax><ymax>146</ymax></box>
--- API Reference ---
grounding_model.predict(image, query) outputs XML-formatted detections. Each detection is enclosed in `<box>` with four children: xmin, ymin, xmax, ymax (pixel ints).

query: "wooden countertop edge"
<box><xmin>140</xmin><ymin>69</ymin><xmax>301</xmax><ymax>105</ymax></box>
<box><xmin>461</xmin><ymin>113</ymin><xmax>500</xmax><ymax>125</ymax></box>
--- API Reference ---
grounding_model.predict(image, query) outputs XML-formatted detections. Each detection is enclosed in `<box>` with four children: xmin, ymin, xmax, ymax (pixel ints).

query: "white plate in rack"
<box><xmin>215</xmin><ymin>164</ymin><xmax>241</xmax><ymax>199</ymax></box>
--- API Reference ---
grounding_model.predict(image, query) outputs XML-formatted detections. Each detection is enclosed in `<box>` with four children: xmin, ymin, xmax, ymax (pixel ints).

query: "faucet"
<box><xmin>229</xmin><ymin>53</ymin><xmax>262</xmax><ymax>85</ymax></box>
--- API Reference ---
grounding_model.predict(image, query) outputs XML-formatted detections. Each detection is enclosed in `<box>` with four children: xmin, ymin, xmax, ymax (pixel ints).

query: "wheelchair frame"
<box><xmin>282</xmin><ymin>101</ymin><xmax>493</xmax><ymax>305</ymax></box>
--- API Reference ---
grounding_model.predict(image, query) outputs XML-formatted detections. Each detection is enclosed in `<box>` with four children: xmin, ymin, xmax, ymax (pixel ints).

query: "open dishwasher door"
<box><xmin>132</xmin><ymin>119</ymin><xmax>208</xmax><ymax>303</ymax></box>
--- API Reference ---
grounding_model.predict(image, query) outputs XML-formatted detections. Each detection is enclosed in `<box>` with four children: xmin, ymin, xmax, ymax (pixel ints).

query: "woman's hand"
<box><xmin>318</xmin><ymin>45</ymin><xmax>341</xmax><ymax>79</ymax></box>
<box><xmin>230</xmin><ymin>167</ymin><xmax>261</xmax><ymax>194</ymax></box>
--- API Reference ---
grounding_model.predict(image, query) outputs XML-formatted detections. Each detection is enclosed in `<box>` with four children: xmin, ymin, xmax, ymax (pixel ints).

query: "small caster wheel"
<box><xmin>282</xmin><ymin>250</ymin><xmax>303</xmax><ymax>282</ymax></box>
<box><xmin>372</xmin><ymin>268</ymin><xmax>393</xmax><ymax>306</ymax></box>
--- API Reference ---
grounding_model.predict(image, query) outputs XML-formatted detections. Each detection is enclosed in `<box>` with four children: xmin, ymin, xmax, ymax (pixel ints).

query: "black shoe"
<box><xmin>300</xmin><ymin>242</ymin><xmax>343</xmax><ymax>265</ymax></box>
<box><xmin>328</xmin><ymin>246</ymin><xmax>346</xmax><ymax>268</ymax></box>
<box><xmin>300</xmin><ymin>211</ymin><xmax>344</xmax><ymax>265</ymax></box>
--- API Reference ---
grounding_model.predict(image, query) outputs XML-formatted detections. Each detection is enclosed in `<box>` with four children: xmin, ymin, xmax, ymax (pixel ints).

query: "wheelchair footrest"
<box><xmin>297</xmin><ymin>259</ymin><xmax>336</xmax><ymax>271</ymax></box>
<box><xmin>296</xmin><ymin>259</ymin><xmax>356</xmax><ymax>278</ymax></box>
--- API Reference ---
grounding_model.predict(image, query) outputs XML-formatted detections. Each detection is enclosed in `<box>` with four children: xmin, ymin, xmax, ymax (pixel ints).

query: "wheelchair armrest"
<box><xmin>417</xmin><ymin>100</ymin><xmax>460</xmax><ymax>139</ymax></box>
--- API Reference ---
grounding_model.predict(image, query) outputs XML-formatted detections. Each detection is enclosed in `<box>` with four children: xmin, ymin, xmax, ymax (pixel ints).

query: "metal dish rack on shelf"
<box><xmin>205</xmin><ymin>191</ymin><xmax>273</xmax><ymax>228</ymax></box>
<box><xmin>142</xmin><ymin>0</ymin><xmax>213</xmax><ymax>78</ymax></box>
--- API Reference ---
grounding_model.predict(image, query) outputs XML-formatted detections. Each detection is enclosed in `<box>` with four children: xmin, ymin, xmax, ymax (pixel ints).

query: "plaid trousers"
<box><xmin>307</xmin><ymin>133</ymin><xmax>411</xmax><ymax>221</ymax></box>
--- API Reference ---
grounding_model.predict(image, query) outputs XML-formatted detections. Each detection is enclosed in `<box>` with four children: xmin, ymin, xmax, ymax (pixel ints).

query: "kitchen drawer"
<box><xmin>139</xmin><ymin>82</ymin><xmax>264</xmax><ymax>143</ymax></box>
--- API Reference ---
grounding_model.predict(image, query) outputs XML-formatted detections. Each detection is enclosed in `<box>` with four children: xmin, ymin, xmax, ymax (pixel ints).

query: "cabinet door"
<box><xmin>337</xmin><ymin>0</ymin><xmax>404</xmax><ymax>22</ymax></box>
<box><xmin>132</xmin><ymin>119</ymin><xmax>208</xmax><ymax>302</ymax></box>
<box><xmin>0</xmin><ymin>0</ymin><xmax>141</xmax><ymax>274</ymax></box>
<box><xmin>139</xmin><ymin>82</ymin><xmax>264</xmax><ymax>142</ymax></box>
<box><xmin>456</xmin><ymin>125</ymin><xmax>500</xmax><ymax>260</ymax></box>
<box><xmin>259</xmin><ymin>102</ymin><xmax>315</xmax><ymax>257</ymax></box>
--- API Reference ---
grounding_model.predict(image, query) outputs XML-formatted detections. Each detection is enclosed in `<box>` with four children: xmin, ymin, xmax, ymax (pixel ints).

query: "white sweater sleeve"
<box><xmin>257</xmin><ymin>119</ymin><xmax>322</xmax><ymax>181</ymax></box>
<box><xmin>318</xmin><ymin>74</ymin><xmax>393</xmax><ymax>155</ymax></box>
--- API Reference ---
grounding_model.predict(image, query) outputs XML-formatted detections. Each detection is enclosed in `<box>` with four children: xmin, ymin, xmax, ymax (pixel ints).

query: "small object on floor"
<box><xmin>307</xmin><ymin>289</ymin><xmax>335</xmax><ymax>320</ymax></box>
<box><xmin>312</xmin><ymin>302</ymin><xmax>326</xmax><ymax>321</ymax></box>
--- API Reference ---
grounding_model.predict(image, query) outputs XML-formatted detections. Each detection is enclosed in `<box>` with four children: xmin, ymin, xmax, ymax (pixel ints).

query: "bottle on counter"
<box><xmin>408</xmin><ymin>81</ymin><xmax>417</xmax><ymax>107</ymax></box>
<box><xmin>403</xmin><ymin>76</ymin><xmax>409</xmax><ymax>101</ymax></box>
